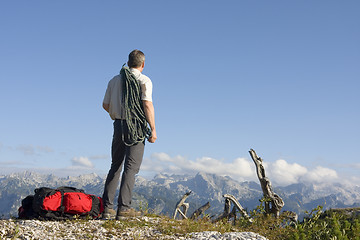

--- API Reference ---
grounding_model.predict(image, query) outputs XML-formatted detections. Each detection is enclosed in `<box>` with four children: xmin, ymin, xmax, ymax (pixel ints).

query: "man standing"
<box><xmin>102</xmin><ymin>50</ymin><xmax>157</xmax><ymax>219</ymax></box>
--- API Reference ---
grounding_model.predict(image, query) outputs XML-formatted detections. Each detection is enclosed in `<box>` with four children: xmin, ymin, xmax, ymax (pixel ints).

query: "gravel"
<box><xmin>0</xmin><ymin>217</ymin><xmax>268</xmax><ymax>240</ymax></box>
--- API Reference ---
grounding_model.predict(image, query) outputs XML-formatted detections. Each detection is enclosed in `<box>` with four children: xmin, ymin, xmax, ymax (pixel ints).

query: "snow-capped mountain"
<box><xmin>0</xmin><ymin>171</ymin><xmax>359</xmax><ymax>219</ymax></box>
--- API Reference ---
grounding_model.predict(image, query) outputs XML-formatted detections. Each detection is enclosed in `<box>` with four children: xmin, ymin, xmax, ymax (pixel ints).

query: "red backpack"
<box><xmin>19</xmin><ymin>186</ymin><xmax>104</xmax><ymax>220</ymax></box>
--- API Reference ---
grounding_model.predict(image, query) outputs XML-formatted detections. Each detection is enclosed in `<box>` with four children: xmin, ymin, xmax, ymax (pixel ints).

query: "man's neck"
<box><xmin>131</xmin><ymin>66</ymin><xmax>143</xmax><ymax>73</ymax></box>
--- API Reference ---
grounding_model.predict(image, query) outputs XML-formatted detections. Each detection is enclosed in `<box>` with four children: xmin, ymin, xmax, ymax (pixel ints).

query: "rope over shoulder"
<box><xmin>121</xmin><ymin>65</ymin><xmax>151</xmax><ymax>146</ymax></box>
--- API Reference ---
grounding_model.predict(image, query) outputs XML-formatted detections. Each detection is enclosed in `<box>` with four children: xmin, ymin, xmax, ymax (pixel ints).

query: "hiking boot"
<box><xmin>116</xmin><ymin>208</ymin><xmax>142</xmax><ymax>220</ymax></box>
<box><xmin>102</xmin><ymin>208</ymin><xmax>116</xmax><ymax>220</ymax></box>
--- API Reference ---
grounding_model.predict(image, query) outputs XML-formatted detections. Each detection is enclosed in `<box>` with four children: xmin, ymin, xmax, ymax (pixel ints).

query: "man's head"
<box><xmin>128</xmin><ymin>50</ymin><xmax>145</xmax><ymax>69</ymax></box>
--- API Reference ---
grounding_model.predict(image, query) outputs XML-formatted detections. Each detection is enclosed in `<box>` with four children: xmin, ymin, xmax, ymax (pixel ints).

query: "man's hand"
<box><xmin>148</xmin><ymin>129</ymin><xmax>157</xmax><ymax>143</ymax></box>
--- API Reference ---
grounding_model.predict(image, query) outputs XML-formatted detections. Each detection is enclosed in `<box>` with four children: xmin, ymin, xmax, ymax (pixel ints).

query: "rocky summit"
<box><xmin>0</xmin><ymin>217</ymin><xmax>269</xmax><ymax>240</ymax></box>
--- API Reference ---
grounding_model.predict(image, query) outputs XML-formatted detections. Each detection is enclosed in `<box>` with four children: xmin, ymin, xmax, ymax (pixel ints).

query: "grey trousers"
<box><xmin>102</xmin><ymin>119</ymin><xmax>145</xmax><ymax>211</ymax></box>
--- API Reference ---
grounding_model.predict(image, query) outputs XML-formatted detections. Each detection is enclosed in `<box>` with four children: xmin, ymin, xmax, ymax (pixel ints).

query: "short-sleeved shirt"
<box><xmin>103</xmin><ymin>68</ymin><xmax>153</xmax><ymax>120</ymax></box>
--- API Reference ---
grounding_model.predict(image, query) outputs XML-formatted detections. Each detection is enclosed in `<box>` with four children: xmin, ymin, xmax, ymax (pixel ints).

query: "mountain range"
<box><xmin>1</xmin><ymin>171</ymin><xmax>359</xmax><ymax>220</ymax></box>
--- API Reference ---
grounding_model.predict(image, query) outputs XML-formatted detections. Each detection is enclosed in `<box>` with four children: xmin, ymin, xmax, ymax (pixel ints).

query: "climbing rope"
<box><xmin>121</xmin><ymin>65</ymin><xmax>151</xmax><ymax>146</ymax></box>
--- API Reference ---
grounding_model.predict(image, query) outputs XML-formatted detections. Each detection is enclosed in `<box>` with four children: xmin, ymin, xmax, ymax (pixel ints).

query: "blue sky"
<box><xmin>0</xmin><ymin>1</ymin><xmax>359</xmax><ymax>186</ymax></box>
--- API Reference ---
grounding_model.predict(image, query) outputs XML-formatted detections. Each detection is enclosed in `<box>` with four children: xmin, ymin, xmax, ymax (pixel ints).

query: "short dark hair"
<box><xmin>128</xmin><ymin>50</ymin><xmax>145</xmax><ymax>68</ymax></box>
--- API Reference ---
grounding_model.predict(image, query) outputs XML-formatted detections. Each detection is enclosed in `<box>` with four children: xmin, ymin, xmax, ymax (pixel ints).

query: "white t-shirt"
<box><xmin>103</xmin><ymin>68</ymin><xmax>153</xmax><ymax>120</ymax></box>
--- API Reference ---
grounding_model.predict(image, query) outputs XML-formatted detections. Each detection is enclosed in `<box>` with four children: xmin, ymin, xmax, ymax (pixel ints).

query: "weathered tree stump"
<box><xmin>214</xmin><ymin>194</ymin><xmax>251</xmax><ymax>223</ymax></box>
<box><xmin>249</xmin><ymin>148</ymin><xmax>284</xmax><ymax>217</ymax></box>
<box><xmin>190</xmin><ymin>202</ymin><xmax>211</xmax><ymax>220</ymax></box>
<box><xmin>173</xmin><ymin>191</ymin><xmax>191</xmax><ymax>219</ymax></box>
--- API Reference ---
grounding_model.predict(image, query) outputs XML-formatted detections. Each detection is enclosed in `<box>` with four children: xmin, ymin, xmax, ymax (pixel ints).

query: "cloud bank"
<box><xmin>142</xmin><ymin>152</ymin><xmax>341</xmax><ymax>186</ymax></box>
<box><xmin>141</xmin><ymin>153</ymin><xmax>253</xmax><ymax>181</ymax></box>
<box><xmin>0</xmin><ymin>146</ymin><xmax>348</xmax><ymax>187</ymax></box>
<box><xmin>71</xmin><ymin>157</ymin><xmax>94</xmax><ymax>168</ymax></box>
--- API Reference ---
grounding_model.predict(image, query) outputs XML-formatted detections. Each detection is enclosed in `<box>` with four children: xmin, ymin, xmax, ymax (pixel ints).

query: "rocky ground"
<box><xmin>0</xmin><ymin>217</ymin><xmax>268</xmax><ymax>240</ymax></box>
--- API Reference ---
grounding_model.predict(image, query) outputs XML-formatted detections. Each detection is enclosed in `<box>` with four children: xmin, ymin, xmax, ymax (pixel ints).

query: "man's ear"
<box><xmin>142</xmin><ymin>62</ymin><xmax>145</xmax><ymax>68</ymax></box>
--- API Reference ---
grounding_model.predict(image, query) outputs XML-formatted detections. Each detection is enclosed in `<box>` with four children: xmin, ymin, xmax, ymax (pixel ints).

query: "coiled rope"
<box><xmin>121</xmin><ymin>65</ymin><xmax>151</xmax><ymax>146</ymax></box>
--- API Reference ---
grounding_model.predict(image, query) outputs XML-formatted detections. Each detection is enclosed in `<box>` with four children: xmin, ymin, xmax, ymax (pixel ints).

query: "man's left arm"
<box><xmin>143</xmin><ymin>100</ymin><xmax>157</xmax><ymax>143</ymax></box>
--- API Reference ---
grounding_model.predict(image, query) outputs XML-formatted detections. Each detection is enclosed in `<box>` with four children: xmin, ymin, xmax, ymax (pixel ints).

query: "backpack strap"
<box><xmin>56</xmin><ymin>186</ymin><xmax>85</xmax><ymax>193</ymax></box>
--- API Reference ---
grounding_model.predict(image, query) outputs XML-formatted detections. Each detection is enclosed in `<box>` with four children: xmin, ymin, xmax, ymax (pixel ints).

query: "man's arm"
<box><xmin>143</xmin><ymin>100</ymin><xmax>157</xmax><ymax>143</ymax></box>
<box><xmin>103</xmin><ymin>103</ymin><xmax>110</xmax><ymax>113</ymax></box>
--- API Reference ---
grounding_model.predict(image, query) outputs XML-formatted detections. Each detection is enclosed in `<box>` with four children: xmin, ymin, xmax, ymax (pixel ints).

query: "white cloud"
<box><xmin>142</xmin><ymin>152</ymin><xmax>256</xmax><ymax>182</ymax></box>
<box><xmin>264</xmin><ymin>159</ymin><xmax>340</xmax><ymax>186</ymax></box>
<box><xmin>143</xmin><ymin>153</ymin><xmax>346</xmax><ymax>187</ymax></box>
<box><xmin>302</xmin><ymin>166</ymin><xmax>338</xmax><ymax>183</ymax></box>
<box><xmin>71</xmin><ymin>157</ymin><xmax>94</xmax><ymax>168</ymax></box>
<box><xmin>152</xmin><ymin>152</ymin><xmax>173</xmax><ymax>162</ymax></box>
<box><xmin>267</xmin><ymin>159</ymin><xmax>308</xmax><ymax>186</ymax></box>
<box><xmin>348</xmin><ymin>176</ymin><xmax>360</xmax><ymax>187</ymax></box>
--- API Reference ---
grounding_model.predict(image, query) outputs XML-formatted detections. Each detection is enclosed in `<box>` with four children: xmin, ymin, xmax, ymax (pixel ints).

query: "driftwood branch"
<box><xmin>173</xmin><ymin>191</ymin><xmax>192</xmax><ymax>219</ymax></box>
<box><xmin>213</xmin><ymin>198</ymin><xmax>231</xmax><ymax>222</ymax></box>
<box><xmin>249</xmin><ymin>148</ymin><xmax>284</xmax><ymax>217</ymax></box>
<box><xmin>223</xmin><ymin>194</ymin><xmax>250</xmax><ymax>219</ymax></box>
<box><xmin>190</xmin><ymin>202</ymin><xmax>211</xmax><ymax>220</ymax></box>
<box><xmin>214</xmin><ymin>194</ymin><xmax>251</xmax><ymax>223</ymax></box>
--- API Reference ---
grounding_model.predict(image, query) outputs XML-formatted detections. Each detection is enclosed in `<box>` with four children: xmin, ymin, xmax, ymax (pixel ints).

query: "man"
<box><xmin>102</xmin><ymin>50</ymin><xmax>157</xmax><ymax>220</ymax></box>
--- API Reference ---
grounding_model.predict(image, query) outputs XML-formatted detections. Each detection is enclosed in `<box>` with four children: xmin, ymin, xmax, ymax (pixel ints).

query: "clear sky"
<box><xmin>0</xmin><ymin>1</ymin><xmax>359</xmax><ymax>186</ymax></box>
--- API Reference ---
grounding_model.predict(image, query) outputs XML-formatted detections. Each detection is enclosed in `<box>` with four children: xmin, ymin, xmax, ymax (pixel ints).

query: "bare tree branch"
<box><xmin>249</xmin><ymin>148</ymin><xmax>284</xmax><ymax>217</ymax></box>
